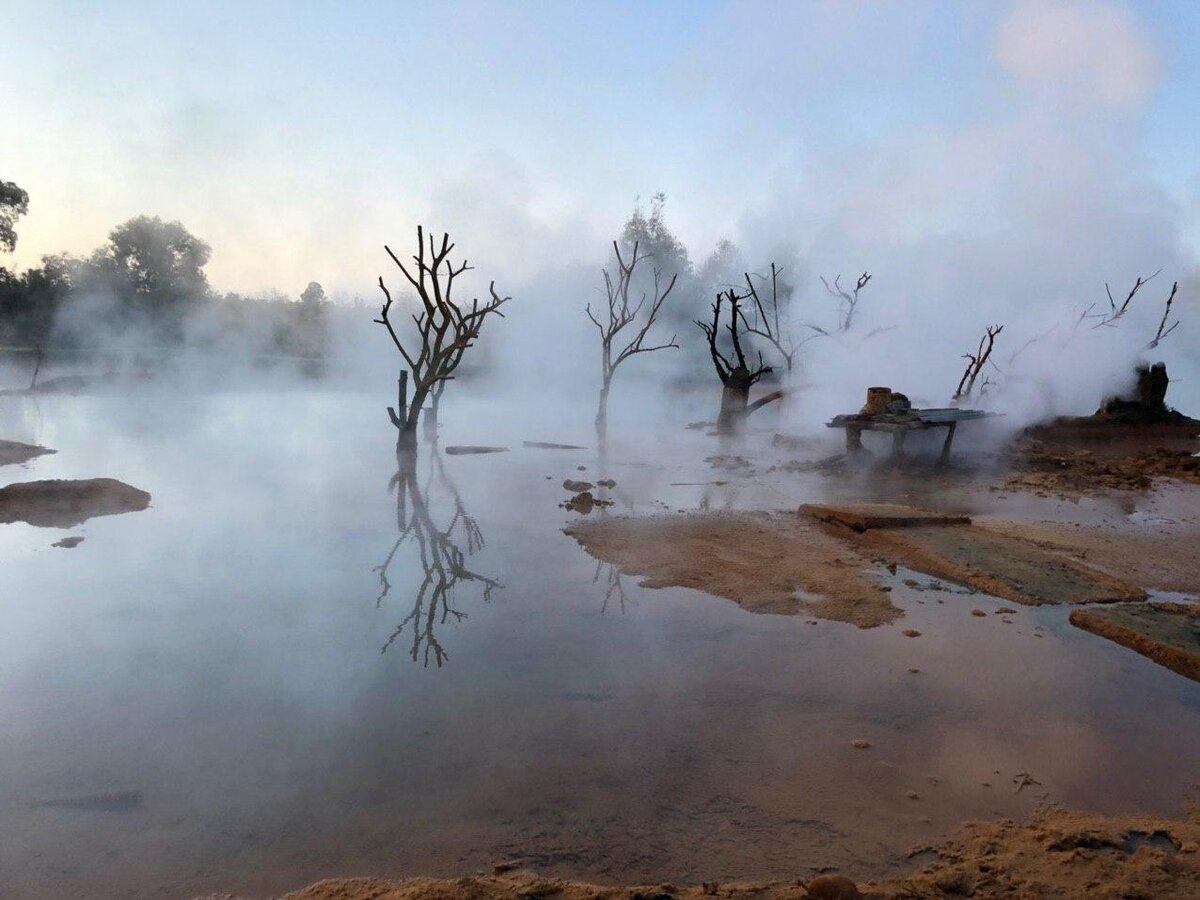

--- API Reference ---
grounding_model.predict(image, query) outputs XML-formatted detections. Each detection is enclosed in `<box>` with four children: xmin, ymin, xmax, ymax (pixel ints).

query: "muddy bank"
<box><xmin>980</xmin><ymin>519</ymin><xmax>1200</xmax><ymax>598</ymax></box>
<box><xmin>0</xmin><ymin>478</ymin><xmax>151</xmax><ymax>527</ymax></box>
<box><xmin>804</xmin><ymin>502</ymin><xmax>1147</xmax><ymax>607</ymax></box>
<box><xmin>0</xmin><ymin>439</ymin><xmax>55</xmax><ymax>467</ymax></box>
<box><xmin>1006</xmin><ymin>419</ymin><xmax>1200</xmax><ymax>495</ymax></box>
<box><xmin>565</xmin><ymin>512</ymin><xmax>900</xmax><ymax>627</ymax></box>
<box><xmin>1071</xmin><ymin>602</ymin><xmax>1200</xmax><ymax>683</ymax></box>
<box><xmin>252</xmin><ymin>806</ymin><xmax>1200</xmax><ymax>899</ymax></box>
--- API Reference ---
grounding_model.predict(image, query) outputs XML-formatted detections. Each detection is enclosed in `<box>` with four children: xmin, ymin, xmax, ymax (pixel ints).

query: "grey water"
<box><xmin>1</xmin><ymin>388</ymin><xmax>1198</xmax><ymax>899</ymax></box>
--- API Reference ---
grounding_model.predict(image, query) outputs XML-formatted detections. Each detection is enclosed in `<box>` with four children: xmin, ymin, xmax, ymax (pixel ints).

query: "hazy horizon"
<box><xmin>3</xmin><ymin>1</ymin><xmax>1198</xmax><ymax>296</ymax></box>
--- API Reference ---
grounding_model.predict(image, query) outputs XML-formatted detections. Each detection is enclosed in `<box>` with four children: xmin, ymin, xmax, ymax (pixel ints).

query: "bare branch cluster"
<box><xmin>740</xmin><ymin>263</ymin><xmax>798</xmax><ymax>373</ymax></box>
<box><xmin>376</xmin><ymin>227</ymin><xmax>510</xmax><ymax>441</ymax></box>
<box><xmin>695</xmin><ymin>289</ymin><xmax>772</xmax><ymax>386</ymax></box>
<box><xmin>587</xmin><ymin>240</ymin><xmax>679</xmax><ymax>380</ymax></box>
<box><xmin>954</xmin><ymin>324</ymin><xmax>1004</xmax><ymax>401</ymax></box>
<box><xmin>817</xmin><ymin>271</ymin><xmax>872</xmax><ymax>333</ymax></box>
<box><xmin>1146</xmin><ymin>280</ymin><xmax>1180</xmax><ymax>349</ymax></box>
<box><xmin>1072</xmin><ymin>269</ymin><xmax>1180</xmax><ymax>350</ymax></box>
<box><xmin>588</xmin><ymin>240</ymin><xmax>678</xmax><ymax>433</ymax></box>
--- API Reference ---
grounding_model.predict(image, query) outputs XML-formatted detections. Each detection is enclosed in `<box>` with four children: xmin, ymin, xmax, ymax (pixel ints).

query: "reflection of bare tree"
<box><xmin>374</xmin><ymin>451</ymin><xmax>500</xmax><ymax>667</ymax></box>
<box><xmin>594</xmin><ymin>559</ymin><xmax>632</xmax><ymax>615</ymax></box>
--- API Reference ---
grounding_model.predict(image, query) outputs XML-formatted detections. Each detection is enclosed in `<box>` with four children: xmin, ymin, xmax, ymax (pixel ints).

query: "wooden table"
<box><xmin>827</xmin><ymin>408</ymin><xmax>994</xmax><ymax>464</ymax></box>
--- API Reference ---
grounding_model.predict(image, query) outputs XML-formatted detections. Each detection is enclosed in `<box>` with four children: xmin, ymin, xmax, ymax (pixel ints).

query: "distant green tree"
<box><xmin>79</xmin><ymin>216</ymin><xmax>213</xmax><ymax>342</ymax></box>
<box><xmin>0</xmin><ymin>179</ymin><xmax>30</xmax><ymax>254</ymax></box>
<box><xmin>295</xmin><ymin>280</ymin><xmax>329</xmax><ymax>372</ymax></box>
<box><xmin>697</xmin><ymin>239</ymin><xmax>746</xmax><ymax>296</ymax></box>
<box><xmin>299</xmin><ymin>281</ymin><xmax>326</xmax><ymax>305</ymax></box>
<box><xmin>88</xmin><ymin>215</ymin><xmax>212</xmax><ymax>306</ymax></box>
<box><xmin>620</xmin><ymin>193</ymin><xmax>692</xmax><ymax>281</ymax></box>
<box><xmin>0</xmin><ymin>254</ymin><xmax>74</xmax><ymax>346</ymax></box>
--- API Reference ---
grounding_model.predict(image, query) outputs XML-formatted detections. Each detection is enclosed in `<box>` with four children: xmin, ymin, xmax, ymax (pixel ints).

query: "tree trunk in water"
<box><xmin>716</xmin><ymin>373</ymin><xmax>752</xmax><ymax>434</ymax></box>
<box><xmin>396</xmin><ymin>424</ymin><xmax>418</xmax><ymax>455</ymax></box>
<box><xmin>395</xmin><ymin>382</ymin><xmax>429</xmax><ymax>456</ymax></box>
<box><xmin>595</xmin><ymin>379</ymin><xmax>611</xmax><ymax>437</ymax></box>
<box><xmin>424</xmin><ymin>391</ymin><xmax>440</xmax><ymax>442</ymax></box>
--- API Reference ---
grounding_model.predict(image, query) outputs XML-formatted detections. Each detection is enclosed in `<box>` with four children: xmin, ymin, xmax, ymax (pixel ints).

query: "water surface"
<box><xmin>1</xmin><ymin>389</ymin><xmax>1198</xmax><ymax>898</ymax></box>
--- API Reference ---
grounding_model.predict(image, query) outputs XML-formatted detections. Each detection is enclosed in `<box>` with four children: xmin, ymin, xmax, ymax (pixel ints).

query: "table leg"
<box><xmin>846</xmin><ymin>426</ymin><xmax>863</xmax><ymax>454</ymax></box>
<box><xmin>939</xmin><ymin>422</ymin><xmax>958</xmax><ymax>465</ymax></box>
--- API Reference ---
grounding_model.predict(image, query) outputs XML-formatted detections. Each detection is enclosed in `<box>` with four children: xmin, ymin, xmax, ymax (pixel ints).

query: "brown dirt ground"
<box><xmin>232</xmin><ymin>806</ymin><xmax>1200</xmax><ymax>899</ymax></box>
<box><xmin>1006</xmin><ymin>420</ymin><xmax>1200</xmax><ymax>496</ymax></box>
<box><xmin>0</xmin><ymin>478</ymin><xmax>151</xmax><ymax>527</ymax></box>
<box><xmin>565</xmin><ymin>512</ymin><xmax>901</xmax><ymax>627</ymax></box>
<box><xmin>0</xmin><ymin>439</ymin><xmax>55</xmax><ymax>467</ymax></box>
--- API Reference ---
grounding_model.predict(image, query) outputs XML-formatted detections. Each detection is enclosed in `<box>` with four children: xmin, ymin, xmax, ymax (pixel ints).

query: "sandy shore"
<box><xmin>222</xmin><ymin>805</ymin><xmax>1198</xmax><ymax>899</ymax></box>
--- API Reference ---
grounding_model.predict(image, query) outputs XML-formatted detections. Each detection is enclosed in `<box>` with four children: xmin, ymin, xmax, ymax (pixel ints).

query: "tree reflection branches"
<box><xmin>594</xmin><ymin>559</ymin><xmax>631</xmax><ymax>616</ymax></box>
<box><xmin>374</xmin><ymin>451</ymin><xmax>500</xmax><ymax>667</ymax></box>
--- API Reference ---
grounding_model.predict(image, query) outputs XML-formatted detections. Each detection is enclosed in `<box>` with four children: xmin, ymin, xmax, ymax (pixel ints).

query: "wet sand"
<box><xmin>566</xmin><ymin>512</ymin><xmax>902</xmax><ymax>627</ymax></box>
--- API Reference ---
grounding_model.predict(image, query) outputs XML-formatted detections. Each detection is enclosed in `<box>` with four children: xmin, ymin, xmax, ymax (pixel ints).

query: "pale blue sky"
<box><xmin>2</xmin><ymin>0</ymin><xmax>1198</xmax><ymax>297</ymax></box>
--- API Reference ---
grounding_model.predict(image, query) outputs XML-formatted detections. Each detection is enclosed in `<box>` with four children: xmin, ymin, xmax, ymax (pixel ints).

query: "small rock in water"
<box><xmin>523</xmin><ymin>441</ymin><xmax>586</xmax><ymax>450</ymax></box>
<box><xmin>971</xmin><ymin>609</ymin><xmax>987</xmax><ymax>617</ymax></box>
<box><xmin>444</xmin><ymin>446</ymin><xmax>508</xmax><ymax>455</ymax></box>
<box><xmin>52</xmin><ymin>536</ymin><xmax>84</xmax><ymax>549</ymax></box>
<box><xmin>596</xmin><ymin>478</ymin><xmax>616</xmax><ymax>488</ymax></box>
<box><xmin>903</xmin><ymin>629</ymin><xmax>922</xmax><ymax>637</ymax></box>
<box><xmin>562</xmin><ymin>491</ymin><xmax>614</xmax><ymax>514</ymax></box>
<box><xmin>563</xmin><ymin>479</ymin><xmax>594</xmax><ymax>492</ymax></box>
<box><xmin>850</xmin><ymin>739</ymin><xmax>871</xmax><ymax>749</ymax></box>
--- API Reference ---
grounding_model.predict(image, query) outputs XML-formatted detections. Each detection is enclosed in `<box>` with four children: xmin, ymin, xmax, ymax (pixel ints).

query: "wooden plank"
<box><xmin>800</xmin><ymin>502</ymin><xmax>972</xmax><ymax>532</ymax></box>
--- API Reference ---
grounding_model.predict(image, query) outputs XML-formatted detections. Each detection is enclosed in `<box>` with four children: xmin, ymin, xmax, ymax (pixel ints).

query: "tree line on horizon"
<box><xmin>0</xmin><ymin>178</ymin><xmax>333</xmax><ymax>368</ymax></box>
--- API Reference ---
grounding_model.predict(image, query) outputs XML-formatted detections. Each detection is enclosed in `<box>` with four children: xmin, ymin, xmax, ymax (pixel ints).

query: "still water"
<box><xmin>1</xmin><ymin>388</ymin><xmax>1198</xmax><ymax>898</ymax></box>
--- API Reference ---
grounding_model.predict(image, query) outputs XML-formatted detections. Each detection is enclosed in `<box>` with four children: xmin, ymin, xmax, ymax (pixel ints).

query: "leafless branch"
<box><xmin>588</xmin><ymin>240</ymin><xmax>678</xmax><ymax>433</ymax></box>
<box><xmin>954</xmin><ymin>324</ymin><xmax>1004</xmax><ymax>401</ymax></box>
<box><xmin>695</xmin><ymin>289</ymin><xmax>772</xmax><ymax>386</ymax></box>
<box><xmin>819</xmin><ymin>271</ymin><xmax>872</xmax><ymax>332</ymax></box>
<box><xmin>1146</xmin><ymin>280</ymin><xmax>1180</xmax><ymax>349</ymax></box>
<box><xmin>741</xmin><ymin>263</ymin><xmax>798</xmax><ymax>373</ymax></box>
<box><xmin>377</xmin><ymin>226</ymin><xmax>510</xmax><ymax>448</ymax></box>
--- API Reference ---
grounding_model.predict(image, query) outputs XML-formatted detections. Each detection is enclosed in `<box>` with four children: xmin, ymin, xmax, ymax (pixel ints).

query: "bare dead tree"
<box><xmin>818</xmin><ymin>271</ymin><xmax>872</xmax><ymax>333</ymax></box>
<box><xmin>376</xmin><ymin>227</ymin><xmax>510</xmax><ymax>453</ymax></box>
<box><xmin>376</xmin><ymin>451</ymin><xmax>500</xmax><ymax>668</ymax></box>
<box><xmin>29</xmin><ymin>344</ymin><xmax>42</xmax><ymax>391</ymax></box>
<box><xmin>696</xmin><ymin>289</ymin><xmax>782</xmax><ymax>433</ymax></box>
<box><xmin>741</xmin><ymin>263</ymin><xmax>798</xmax><ymax>375</ymax></box>
<box><xmin>953</xmin><ymin>324</ymin><xmax>1004</xmax><ymax>402</ymax></box>
<box><xmin>1085</xmin><ymin>269</ymin><xmax>1162</xmax><ymax>330</ymax></box>
<box><xmin>586</xmin><ymin>240</ymin><xmax>678</xmax><ymax>437</ymax></box>
<box><xmin>1145</xmin><ymin>280</ymin><xmax>1180</xmax><ymax>350</ymax></box>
